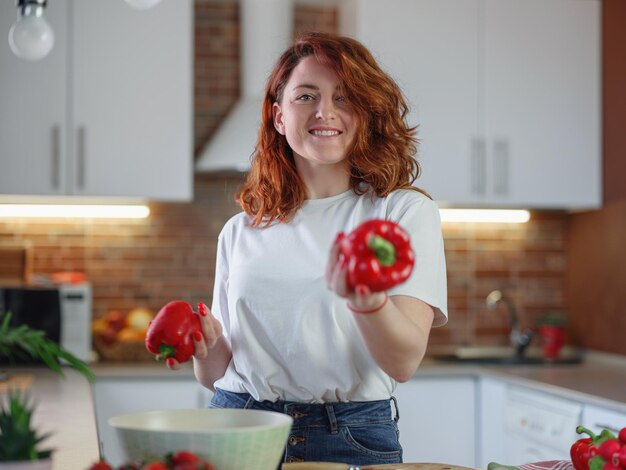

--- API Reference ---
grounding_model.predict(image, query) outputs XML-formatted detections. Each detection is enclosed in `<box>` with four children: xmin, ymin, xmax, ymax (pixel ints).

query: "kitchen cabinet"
<box><xmin>582</xmin><ymin>403</ymin><xmax>626</xmax><ymax>435</ymax></box>
<box><xmin>0</xmin><ymin>0</ymin><xmax>192</xmax><ymax>201</ymax></box>
<box><xmin>93</xmin><ymin>377</ymin><xmax>213</xmax><ymax>467</ymax></box>
<box><xmin>394</xmin><ymin>375</ymin><xmax>476</xmax><ymax>466</ymax></box>
<box><xmin>477</xmin><ymin>376</ymin><xmax>508</xmax><ymax>468</ymax></box>
<box><xmin>340</xmin><ymin>0</ymin><xmax>601</xmax><ymax>209</ymax></box>
<box><xmin>502</xmin><ymin>385</ymin><xmax>582</xmax><ymax>463</ymax></box>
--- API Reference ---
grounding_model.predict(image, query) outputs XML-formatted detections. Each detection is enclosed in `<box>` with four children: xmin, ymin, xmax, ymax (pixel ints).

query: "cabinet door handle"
<box><xmin>51</xmin><ymin>125</ymin><xmax>61</xmax><ymax>190</ymax></box>
<box><xmin>493</xmin><ymin>139</ymin><xmax>509</xmax><ymax>196</ymax></box>
<box><xmin>77</xmin><ymin>126</ymin><xmax>86</xmax><ymax>189</ymax></box>
<box><xmin>594</xmin><ymin>423</ymin><xmax>619</xmax><ymax>433</ymax></box>
<box><xmin>471</xmin><ymin>138</ymin><xmax>486</xmax><ymax>196</ymax></box>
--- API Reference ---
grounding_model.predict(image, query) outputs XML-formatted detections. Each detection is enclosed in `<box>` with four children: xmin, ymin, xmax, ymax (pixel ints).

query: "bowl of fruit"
<box><xmin>92</xmin><ymin>307</ymin><xmax>155</xmax><ymax>361</ymax></box>
<box><xmin>107</xmin><ymin>408</ymin><xmax>293</xmax><ymax>470</ymax></box>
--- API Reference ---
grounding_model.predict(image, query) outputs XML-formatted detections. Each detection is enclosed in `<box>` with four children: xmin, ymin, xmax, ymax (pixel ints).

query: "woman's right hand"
<box><xmin>165</xmin><ymin>302</ymin><xmax>223</xmax><ymax>370</ymax></box>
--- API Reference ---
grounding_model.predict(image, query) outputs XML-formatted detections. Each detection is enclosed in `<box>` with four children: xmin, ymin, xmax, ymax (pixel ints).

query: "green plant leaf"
<box><xmin>0</xmin><ymin>392</ymin><xmax>54</xmax><ymax>462</ymax></box>
<box><xmin>0</xmin><ymin>311</ymin><xmax>94</xmax><ymax>383</ymax></box>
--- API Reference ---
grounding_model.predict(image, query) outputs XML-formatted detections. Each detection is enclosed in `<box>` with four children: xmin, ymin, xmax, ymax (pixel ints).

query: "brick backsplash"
<box><xmin>437</xmin><ymin>213</ymin><xmax>568</xmax><ymax>348</ymax></box>
<box><xmin>0</xmin><ymin>2</ymin><xmax>570</xmax><ymax>352</ymax></box>
<box><xmin>0</xmin><ymin>172</ymin><xmax>569</xmax><ymax>350</ymax></box>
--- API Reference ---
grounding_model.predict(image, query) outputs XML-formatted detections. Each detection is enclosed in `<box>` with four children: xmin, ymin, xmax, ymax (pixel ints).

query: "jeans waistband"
<box><xmin>212</xmin><ymin>389</ymin><xmax>399</xmax><ymax>430</ymax></box>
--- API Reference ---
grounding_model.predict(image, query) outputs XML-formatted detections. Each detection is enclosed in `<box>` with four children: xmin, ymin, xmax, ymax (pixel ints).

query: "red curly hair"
<box><xmin>237</xmin><ymin>32</ymin><xmax>425</xmax><ymax>226</ymax></box>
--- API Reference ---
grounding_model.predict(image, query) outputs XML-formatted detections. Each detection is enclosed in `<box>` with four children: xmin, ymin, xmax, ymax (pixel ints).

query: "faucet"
<box><xmin>486</xmin><ymin>290</ymin><xmax>534</xmax><ymax>357</ymax></box>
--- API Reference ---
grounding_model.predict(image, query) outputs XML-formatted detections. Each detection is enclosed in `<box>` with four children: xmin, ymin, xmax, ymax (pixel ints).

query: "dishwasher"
<box><xmin>504</xmin><ymin>386</ymin><xmax>582</xmax><ymax>463</ymax></box>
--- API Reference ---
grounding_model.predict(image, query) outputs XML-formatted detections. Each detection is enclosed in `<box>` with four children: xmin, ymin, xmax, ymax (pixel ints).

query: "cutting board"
<box><xmin>0</xmin><ymin>374</ymin><xmax>34</xmax><ymax>393</ymax></box>
<box><xmin>0</xmin><ymin>244</ymin><xmax>33</xmax><ymax>285</ymax></box>
<box><xmin>282</xmin><ymin>463</ymin><xmax>476</xmax><ymax>470</ymax></box>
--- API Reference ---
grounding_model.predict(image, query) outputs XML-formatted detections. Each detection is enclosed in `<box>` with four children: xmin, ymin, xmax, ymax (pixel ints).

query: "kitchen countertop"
<box><xmin>0</xmin><ymin>367</ymin><xmax>100</xmax><ymax>470</ymax></box>
<box><xmin>2</xmin><ymin>349</ymin><xmax>625</xmax><ymax>469</ymax></box>
<box><xmin>92</xmin><ymin>349</ymin><xmax>626</xmax><ymax>413</ymax></box>
<box><xmin>418</xmin><ymin>350</ymin><xmax>626</xmax><ymax>413</ymax></box>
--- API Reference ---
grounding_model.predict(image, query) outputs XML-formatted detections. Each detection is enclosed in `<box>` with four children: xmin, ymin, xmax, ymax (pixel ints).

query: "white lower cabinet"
<box><xmin>582</xmin><ymin>403</ymin><xmax>626</xmax><ymax>435</ymax></box>
<box><xmin>93</xmin><ymin>377</ymin><xmax>213</xmax><ymax>468</ymax></box>
<box><xmin>394</xmin><ymin>376</ymin><xmax>477</xmax><ymax>467</ymax></box>
<box><xmin>477</xmin><ymin>376</ymin><xmax>508</xmax><ymax>468</ymax></box>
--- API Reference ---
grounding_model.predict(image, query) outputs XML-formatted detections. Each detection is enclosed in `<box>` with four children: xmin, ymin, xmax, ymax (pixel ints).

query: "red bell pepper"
<box><xmin>597</xmin><ymin>428</ymin><xmax>626</xmax><ymax>470</ymax></box>
<box><xmin>145</xmin><ymin>301</ymin><xmax>201</xmax><ymax>364</ymax></box>
<box><xmin>572</xmin><ymin>426</ymin><xmax>619</xmax><ymax>470</ymax></box>
<box><xmin>338</xmin><ymin>219</ymin><xmax>415</xmax><ymax>293</ymax></box>
<box><xmin>572</xmin><ymin>434</ymin><xmax>598</xmax><ymax>470</ymax></box>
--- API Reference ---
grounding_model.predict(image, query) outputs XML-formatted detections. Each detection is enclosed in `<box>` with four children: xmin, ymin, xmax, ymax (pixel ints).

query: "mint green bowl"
<box><xmin>108</xmin><ymin>408</ymin><xmax>293</xmax><ymax>470</ymax></box>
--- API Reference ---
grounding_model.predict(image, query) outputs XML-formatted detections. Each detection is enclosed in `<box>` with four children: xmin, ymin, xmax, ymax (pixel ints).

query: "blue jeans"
<box><xmin>209</xmin><ymin>388</ymin><xmax>402</xmax><ymax>466</ymax></box>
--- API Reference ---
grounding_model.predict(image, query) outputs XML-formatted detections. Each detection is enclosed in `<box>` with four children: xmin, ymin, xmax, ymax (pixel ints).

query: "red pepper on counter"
<box><xmin>571</xmin><ymin>426</ymin><xmax>619</xmax><ymax>470</ymax></box>
<box><xmin>339</xmin><ymin>219</ymin><xmax>415</xmax><ymax>293</ymax></box>
<box><xmin>572</xmin><ymin>427</ymin><xmax>599</xmax><ymax>470</ymax></box>
<box><xmin>145</xmin><ymin>301</ymin><xmax>202</xmax><ymax>364</ymax></box>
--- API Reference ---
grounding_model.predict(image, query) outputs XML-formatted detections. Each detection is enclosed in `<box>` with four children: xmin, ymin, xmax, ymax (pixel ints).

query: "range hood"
<box><xmin>195</xmin><ymin>0</ymin><xmax>294</xmax><ymax>173</ymax></box>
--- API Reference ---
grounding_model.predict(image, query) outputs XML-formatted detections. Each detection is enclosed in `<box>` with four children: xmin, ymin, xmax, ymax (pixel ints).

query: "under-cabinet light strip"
<box><xmin>0</xmin><ymin>204</ymin><xmax>150</xmax><ymax>219</ymax></box>
<box><xmin>439</xmin><ymin>209</ymin><xmax>530</xmax><ymax>224</ymax></box>
<box><xmin>0</xmin><ymin>205</ymin><xmax>528</xmax><ymax>223</ymax></box>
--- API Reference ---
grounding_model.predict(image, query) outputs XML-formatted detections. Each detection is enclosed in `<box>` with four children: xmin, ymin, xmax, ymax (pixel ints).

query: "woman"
<box><xmin>170</xmin><ymin>32</ymin><xmax>447</xmax><ymax>466</ymax></box>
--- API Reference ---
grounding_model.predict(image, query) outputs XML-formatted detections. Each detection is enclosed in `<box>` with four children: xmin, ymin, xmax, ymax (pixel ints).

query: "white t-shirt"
<box><xmin>211</xmin><ymin>188</ymin><xmax>447</xmax><ymax>403</ymax></box>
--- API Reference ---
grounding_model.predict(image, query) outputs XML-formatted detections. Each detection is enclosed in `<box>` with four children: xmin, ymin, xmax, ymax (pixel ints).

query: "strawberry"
<box><xmin>171</xmin><ymin>450</ymin><xmax>200</xmax><ymax>466</ymax></box>
<box><xmin>88</xmin><ymin>460</ymin><xmax>114</xmax><ymax>470</ymax></box>
<box><xmin>142</xmin><ymin>462</ymin><xmax>168</xmax><ymax>470</ymax></box>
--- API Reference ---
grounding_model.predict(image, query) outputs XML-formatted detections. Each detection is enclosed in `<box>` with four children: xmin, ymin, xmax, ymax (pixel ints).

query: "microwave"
<box><xmin>0</xmin><ymin>283</ymin><xmax>92</xmax><ymax>362</ymax></box>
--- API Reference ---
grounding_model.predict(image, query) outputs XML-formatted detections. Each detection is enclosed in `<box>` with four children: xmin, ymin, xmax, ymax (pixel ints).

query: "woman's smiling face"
<box><xmin>273</xmin><ymin>56</ymin><xmax>356</xmax><ymax>169</ymax></box>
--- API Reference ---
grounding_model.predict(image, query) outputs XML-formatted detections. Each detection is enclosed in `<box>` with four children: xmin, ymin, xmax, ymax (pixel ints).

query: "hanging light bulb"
<box><xmin>8</xmin><ymin>0</ymin><xmax>55</xmax><ymax>61</ymax></box>
<box><xmin>124</xmin><ymin>0</ymin><xmax>162</xmax><ymax>10</ymax></box>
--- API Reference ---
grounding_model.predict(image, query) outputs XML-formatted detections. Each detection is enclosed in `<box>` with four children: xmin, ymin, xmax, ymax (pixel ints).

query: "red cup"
<box><xmin>539</xmin><ymin>325</ymin><xmax>566</xmax><ymax>359</ymax></box>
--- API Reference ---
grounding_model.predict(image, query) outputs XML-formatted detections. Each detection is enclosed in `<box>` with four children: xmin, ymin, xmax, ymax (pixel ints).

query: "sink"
<box><xmin>431</xmin><ymin>346</ymin><xmax>584</xmax><ymax>366</ymax></box>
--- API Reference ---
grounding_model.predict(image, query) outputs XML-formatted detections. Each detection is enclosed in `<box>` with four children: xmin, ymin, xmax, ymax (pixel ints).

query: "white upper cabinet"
<box><xmin>0</xmin><ymin>0</ymin><xmax>193</xmax><ymax>201</ymax></box>
<box><xmin>341</xmin><ymin>0</ymin><xmax>601</xmax><ymax>209</ymax></box>
<box><xmin>1</xmin><ymin>0</ymin><xmax>69</xmax><ymax>196</ymax></box>
<box><xmin>484</xmin><ymin>0</ymin><xmax>601</xmax><ymax>209</ymax></box>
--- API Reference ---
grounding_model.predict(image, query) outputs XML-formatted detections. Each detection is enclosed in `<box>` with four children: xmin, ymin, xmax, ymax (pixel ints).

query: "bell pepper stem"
<box><xmin>368</xmin><ymin>234</ymin><xmax>396</xmax><ymax>266</ymax></box>
<box><xmin>576</xmin><ymin>425</ymin><xmax>597</xmax><ymax>439</ymax></box>
<box><xmin>156</xmin><ymin>343</ymin><xmax>177</xmax><ymax>362</ymax></box>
